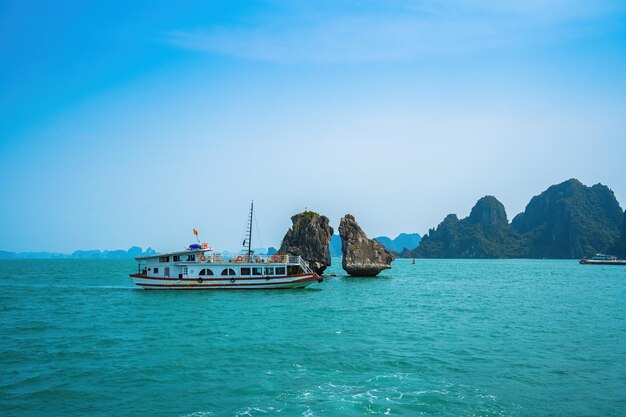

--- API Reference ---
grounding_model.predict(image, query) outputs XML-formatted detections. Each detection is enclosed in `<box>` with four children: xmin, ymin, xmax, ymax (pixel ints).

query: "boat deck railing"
<box><xmin>189</xmin><ymin>254</ymin><xmax>309</xmax><ymax>266</ymax></box>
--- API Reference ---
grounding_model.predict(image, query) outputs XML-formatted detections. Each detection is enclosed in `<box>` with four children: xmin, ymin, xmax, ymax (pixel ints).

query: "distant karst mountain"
<box><xmin>511</xmin><ymin>179</ymin><xmax>623</xmax><ymax>258</ymax></box>
<box><xmin>403</xmin><ymin>179</ymin><xmax>623</xmax><ymax>259</ymax></box>
<box><xmin>407</xmin><ymin>196</ymin><xmax>523</xmax><ymax>258</ymax></box>
<box><xmin>610</xmin><ymin>210</ymin><xmax>626</xmax><ymax>258</ymax></box>
<box><xmin>374</xmin><ymin>233</ymin><xmax>421</xmax><ymax>253</ymax></box>
<box><xmin>329</xmin><ymin>232</ymin><xmax>421</xmax><ymax>256</ymax></box>
<box><xmin>0</xmin><ymin>246</ymin><xmax>157</xmax><ymax>260</ymax></box>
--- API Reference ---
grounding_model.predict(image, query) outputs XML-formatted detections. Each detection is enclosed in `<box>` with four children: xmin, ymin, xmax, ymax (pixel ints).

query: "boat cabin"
<box><xmin>590</xmin><ymin>253</ymin><xmax>617</xmax><ymax>261</ymax></box>
<box><xmin>134</xmin><ymin>247</ymin><xmax>308</xmax><ymax>280</ymax></box>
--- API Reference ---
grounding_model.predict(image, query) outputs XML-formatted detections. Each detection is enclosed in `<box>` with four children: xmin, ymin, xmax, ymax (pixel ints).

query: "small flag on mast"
<box><xmin>193</xmin><ymin>228</ymin><xmax>199</xmax><ymax>243</ymax></box>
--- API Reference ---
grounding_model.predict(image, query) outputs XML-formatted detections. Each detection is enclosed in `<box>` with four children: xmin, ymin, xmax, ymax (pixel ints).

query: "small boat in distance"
<box><xmin>579</xmin><ymin>253</ymin><xmax>626</xmax><ymax>265</ymax></box>
<box><xmin>129</xmin><ymin>202</ymin><xmax>322</xmax><ymax>289</ymax></box>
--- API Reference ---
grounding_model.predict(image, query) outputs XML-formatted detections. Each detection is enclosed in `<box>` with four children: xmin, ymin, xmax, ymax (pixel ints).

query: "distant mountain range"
<box><xmin>401</xmin><ymin>179</ymin><xmax>624</xmax><ymax>259</ymax></box>
<box><xmin>0</xmin><ymin>246</ymin><xmax>157</xmax><ymax>260</ymax></box>
<box><xmin>329</xmin><ymin>233</ymin><xmax>421</xmax><ymax>257</ymax></box>
<box><xmin>220</xmin><ymin>247</ymin><xmax>278</xmax><ymax>256</ymax></box>
<box><xmin>374</xmin><ymin>233</ymin><xmax>422</xmax><ymax>253</ymax></box>
<box><xmin>0</xmin><ymin>246</ymin><xmax>282</xmax><ymax>260</ymax></box>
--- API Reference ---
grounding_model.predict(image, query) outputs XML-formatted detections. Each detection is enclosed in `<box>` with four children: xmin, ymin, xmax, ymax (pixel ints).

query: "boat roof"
<box><xmin>134</xmin><ymin>248</ymin><xmax>210</xmax><ymax>261</ymax></box>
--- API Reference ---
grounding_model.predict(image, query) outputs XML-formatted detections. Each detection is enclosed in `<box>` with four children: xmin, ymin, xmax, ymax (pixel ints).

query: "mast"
<box><xmin>247</xmin><ymin>200</ymin><xmax>253</xmax><ymax>257</ymax></box>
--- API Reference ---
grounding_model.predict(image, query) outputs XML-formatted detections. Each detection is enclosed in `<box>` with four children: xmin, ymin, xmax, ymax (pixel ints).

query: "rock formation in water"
<box><xmin>403</xmin><ymin>179</ymin><xmax>623</xmax><ymax>259</ymax></box>
<box><xmin>338</xmin><ymin>214</ymin><xmax>394</xmax><ymax>276</ymax></box>
<box><xmin>609</xmin><ymin>210</ymin><xmax>626</xmax><ymax>258</ymax></box>
<box><xmin>511</xmin><ymin>179</ymin><xmax>623</xmax><ymax>258</ymax></box>
<box><xmin>278</xmin><ymin>211</ymin><xmax>334</xmax><ymax>275</ymax></box>
<box><xmin>409</xmin><ymin>196</ymin><xmax>523</xmax><ymax>258</ymax></box>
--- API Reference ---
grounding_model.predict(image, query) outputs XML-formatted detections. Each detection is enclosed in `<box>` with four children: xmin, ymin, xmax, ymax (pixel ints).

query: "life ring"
<box><xmin>198</xmin><ymin>277</ymin><xmax>203</xmax><ymax>283</ymax></box>
<box><xmin>235</xmin><ymin>256</ymin><xmax>244</xmax><ymax>262</ymax></box>
<box><xmin>200</xmin><ymin>255</ymin><xmax>206</xmax><ymax>262</ymax></box>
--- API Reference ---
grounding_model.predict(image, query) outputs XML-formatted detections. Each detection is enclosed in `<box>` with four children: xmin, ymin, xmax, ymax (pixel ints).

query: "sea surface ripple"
<box><xmin>1</xmin><ymin>258</ymin><xmax>625</xmax><ymax>416</ymax></box>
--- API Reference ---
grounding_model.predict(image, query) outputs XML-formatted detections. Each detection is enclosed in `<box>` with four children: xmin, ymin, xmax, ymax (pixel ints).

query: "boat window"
<box><xmin>221</xmin><ymin>268</ymin><xmax>236</xmax><ymax>276</ymax></box>
<box><xmin>275</xmin><ymin>266</ymin><xmax>286</xmax><ymax>275</ymax></box>
<box><xmin>153</xmin><ymin>267</ymin><xmax>159</xmax><ymax>274</ymax></box>
<box><xmin>264</xmin><ymin>267</ymin><xmax>274</xmax><ymax>275</ymax></box>
<box><xmin>241</xmin><ymin>267</ymin><xmax>251</xmax><ymax>275</ymax></box>
<box><xmin>173</xmin><ymin>255</ymin><xmax>181</xmax><ymax>262</ymax></box>
<box><xmin>182</xmin><ymin>266</ymin><xmax>188</xmax><ymax>275</ymax></box>
<box><xmin>186</xmin><ymin>255</ymin><xmax>195</xmax><ymax>262</ymax></box>
<box><xmin>252</xmin><ymin>267</ymin><xmax>262</xmax><ymax>276</ymax></box>
<box><xmin>287</xmin><ymin>265</ymin><xmax>301</xmax><ymax>275</ymax></box>
<box><xmin>159</xmin><ymin>256</ymin><xmax>170</xmax><ymax>263</ymax></box>
<box><xmin>199</xmin><ymin>269</ymin><xmax>214</xmax><ymax>276</ymax></box>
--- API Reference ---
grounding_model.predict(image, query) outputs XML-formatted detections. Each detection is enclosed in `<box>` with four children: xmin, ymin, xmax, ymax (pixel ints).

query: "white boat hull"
<box><xmin>129</xmin><ymin>273</ymin><xmax>320</xmax><ymax>290</ymax></box>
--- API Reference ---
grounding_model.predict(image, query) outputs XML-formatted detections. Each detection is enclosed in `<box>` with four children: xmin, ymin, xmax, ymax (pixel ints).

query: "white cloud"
<box><xmin>163</xmin><ymin>0</ymin><xmax>625</xmax><ymax>63</ymax></box>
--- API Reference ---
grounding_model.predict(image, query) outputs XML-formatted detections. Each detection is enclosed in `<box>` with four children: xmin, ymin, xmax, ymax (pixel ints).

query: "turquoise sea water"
<box><xmin>1</xmin><ymin>258</ymin><xmax>625</xmax><ymax>416</ymax></box>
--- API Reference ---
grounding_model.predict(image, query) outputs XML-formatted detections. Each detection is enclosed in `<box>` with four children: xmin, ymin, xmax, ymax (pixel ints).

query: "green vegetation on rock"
<box><xmin>408</xmin><ymin>197</ymin><xmax>524</xmax><ymax>258</ymax></box>
<box><xmin>294</xmin><ymin>210</ymin><xmax>320</xmax><ymax>230</ymax></box>
<box><xmin>609</xmin><ymin>210</ymin><xmax>626</xmax><ymax>258</ymax></box>
<box><xmin>511</xmin><ymin>179</ymin><xmax>622</xmax><ymax>258</ymax></box>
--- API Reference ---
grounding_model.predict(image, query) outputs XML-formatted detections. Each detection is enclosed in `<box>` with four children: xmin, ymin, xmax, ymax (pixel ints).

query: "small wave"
<box><xmin>235</xmin><ymin>407</ymin><xmax>269</xmax><ymax>416</ymax></box>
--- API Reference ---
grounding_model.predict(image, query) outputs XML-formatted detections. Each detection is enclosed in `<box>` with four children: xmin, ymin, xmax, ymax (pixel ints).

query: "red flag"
<box><xmin>193</xmin><ymin>228</ymin><xmax>198</xmax><ymax>236</ymax></box>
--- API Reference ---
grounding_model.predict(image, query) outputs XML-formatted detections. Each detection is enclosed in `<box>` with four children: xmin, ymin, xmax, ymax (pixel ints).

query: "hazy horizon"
<box><xmin>1</xmin><ymin>1</ymin><xmax>625</xmax><ymax>253</ymax></box>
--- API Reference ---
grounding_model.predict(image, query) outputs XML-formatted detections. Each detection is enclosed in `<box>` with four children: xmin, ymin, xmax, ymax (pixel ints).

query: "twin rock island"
<box><xmin>279</xmin><ymin>212</ymin><xmax>394</xmax><ymax>277</ymax></box>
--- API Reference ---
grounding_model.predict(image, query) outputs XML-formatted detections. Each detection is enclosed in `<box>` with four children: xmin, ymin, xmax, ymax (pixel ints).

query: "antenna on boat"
<box><xmin>246</xmin><ymin>200</ymin><xmax>253</xmax><ymax>257</ymax></box>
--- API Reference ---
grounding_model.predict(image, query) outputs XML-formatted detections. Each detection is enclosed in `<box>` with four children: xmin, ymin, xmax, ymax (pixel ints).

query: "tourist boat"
<box><xmin>579</xmin><ymin>253</ymin><xmax>626</xmax><ymax>265</ymax></box>
<box><xmin>129</xmin><ymin>202</ymin><xmax>322</xmax><ymax>289</ymax></box>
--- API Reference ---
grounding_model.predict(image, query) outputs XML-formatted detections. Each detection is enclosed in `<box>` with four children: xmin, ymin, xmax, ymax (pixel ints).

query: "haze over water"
<box><xmin>2</xmin><ymin>259</ymin><xmax>624</xmax><ymax>416</ymax></box>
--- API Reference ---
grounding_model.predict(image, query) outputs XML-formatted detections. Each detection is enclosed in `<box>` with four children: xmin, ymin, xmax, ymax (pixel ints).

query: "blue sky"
<box><xmin>1</xmin><ymin>0</ymin><xmax>626</xmax><ymax>253</ymax></box>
